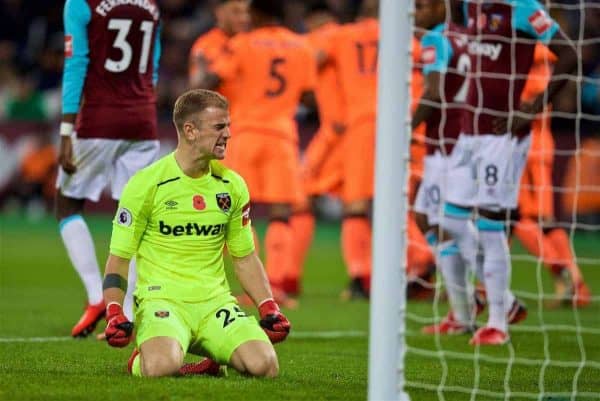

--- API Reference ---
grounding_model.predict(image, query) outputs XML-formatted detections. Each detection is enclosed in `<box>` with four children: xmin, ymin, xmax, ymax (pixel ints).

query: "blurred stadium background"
<box><xmin>1</xmin><ymin>0</ymin><xmax>599</xmax><ymax>222</ymax></box>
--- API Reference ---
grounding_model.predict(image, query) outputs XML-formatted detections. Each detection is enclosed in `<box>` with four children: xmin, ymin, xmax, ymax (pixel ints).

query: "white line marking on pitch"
<box><xmin>0</xmin><ymin>330</ymin><xmax>424</xmax><ymax>343</ymax></box>
<box><xmin>0</xmin><ymin>336</ymin><xmax>72</xmax><ymax>343</ymax></box>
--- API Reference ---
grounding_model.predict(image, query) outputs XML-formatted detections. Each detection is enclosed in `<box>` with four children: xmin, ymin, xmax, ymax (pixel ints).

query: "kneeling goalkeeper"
<box><xmin>102</xmin><ymin>89</ymin><xmax>290</xmax><ymax>377</ymax></box>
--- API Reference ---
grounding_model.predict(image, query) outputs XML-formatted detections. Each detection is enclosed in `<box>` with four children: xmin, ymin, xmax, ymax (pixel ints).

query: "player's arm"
<box><xmin>153</xmin><ymin>22</ymin><xmax>162</xmax><ymax>87</ymax></box>
<box><xmin>198</xmin><ymin>39</ymin><xmax>241</xmax><ymax>90</ymax></box>
<box><xmin>529</xmin><ymin>29</ymin><xmax>577</xmax><ymax>115</ymax></box>
<box><xmin>495</xmin><ymin>1</ymin><xmax>577</xmax><ymax>133</ymax></box>
<box><xmin>60</xmin><ymin>0</ymin><xmax>91</xmax><ymax>174</ymax></box>
<box><xmin>102</xmin><ymin>254</ymin><xmax>134</xmax><ymax>348</ymax></box>
<box><xmin>411</xmin><ymin>71</ymin><xmax>442</xmax><ymax>131</ymax></box>
<box><xmin>411</xmin><ymin>29</ymin><xmax>451</xmax><ymax>132</ymax></box>
<box><xmin>226</xmin><ymin>182</ymin><xmax>291</xmax><ymax>343</ymax></box>
<box><xmin>188</xmin><ymin>38</ymin><xmax>212</xmax><ymax>89</ymax></box>
<box><xmin>232</xmin><ymin>252</ymin><xmax>272</xmax><ymax>307</ymax></box>
<box><xmin>102</xmin><ymin>174</ymin><xmax>153</xmax><ymax>347</ymax></box>
<box><xmin>232</xmin><ymin>252</ymin><xmax>291</xmax><ymax>344</ymax></box>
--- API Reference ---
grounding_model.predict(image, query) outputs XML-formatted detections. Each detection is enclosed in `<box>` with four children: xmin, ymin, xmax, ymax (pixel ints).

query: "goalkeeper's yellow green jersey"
<box><xmin>109</xmin><ymin>152</ymin><xmax>254</xmax><ymax>302</ymax></box>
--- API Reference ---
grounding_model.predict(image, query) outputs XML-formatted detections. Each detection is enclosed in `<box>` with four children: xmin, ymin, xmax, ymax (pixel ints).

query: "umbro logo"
<box><xmin>165</xmin><ymin>200</ymin><xmax>178</xmax><ymax>210</ymax></box>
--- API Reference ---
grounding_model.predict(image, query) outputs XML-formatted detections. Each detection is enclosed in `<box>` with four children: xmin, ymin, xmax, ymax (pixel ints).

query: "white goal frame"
<box><xmin>368</xmin><ymin>0</ymin><xmax>414</xmax><ymax>400</ymax></box>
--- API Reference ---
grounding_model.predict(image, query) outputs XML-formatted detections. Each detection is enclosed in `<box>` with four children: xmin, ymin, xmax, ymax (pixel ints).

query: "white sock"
<box><xmin>473</xmin><ymin>251</ymin><xmax>516</xmax><ymax>316</ymax></box>
<box><xmin>479</xmin><ymin>229</ymin><xmax>511</xmax><ymax>333</ymax></box>
<box><xmin>59</xmin><ymin>215</ymin><xmax>103</xmax><ymax>305</ymax></box>
<box><xmin>123</xmin><ymin>258</ymin><xmax>137</xmax><ymax>321</ymax></box>
<box><xmin>437</xmin><ymin>240</ymin><xmax>473</xmax><ymax>325</ymax></box>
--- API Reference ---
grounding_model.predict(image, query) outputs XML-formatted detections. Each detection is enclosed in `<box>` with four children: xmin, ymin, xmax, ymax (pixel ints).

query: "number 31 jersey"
<box><xmin>420</xmin><ymin>22</ymin><xmax>469</xmax><ymax>155</ymax></box>
<box><xmin>62</xmin><ymin>0</ymin><xmax>161</xmax><ymax>140</ymax></box>
<box><xmin>210</xmin><ymin>26</ymin><xmax>316</xmax><ymax>141</ymax></box>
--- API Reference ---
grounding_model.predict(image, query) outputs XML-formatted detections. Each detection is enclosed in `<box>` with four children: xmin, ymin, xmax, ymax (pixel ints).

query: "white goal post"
<box><xmin>368</xmin><ymin>0</ymin><xmax>414</xmax><ymax>400</ymax></box>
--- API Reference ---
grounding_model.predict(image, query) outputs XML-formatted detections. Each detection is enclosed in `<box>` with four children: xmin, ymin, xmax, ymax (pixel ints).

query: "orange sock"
<box><xmin>406</xmin><ymin>214</ymin><xmax>434</xmax><ymax>278</ymax></box>
<box><xmin>513</xmin><ymin>218</ymin><xmax>561</xmax><ymax>275</ymax></box>
<box><xmin>545</xmin><ymin>228</ymin><xmax>583</xmax><ymax>283</ymax></box>
<box><xmin>265</xmin><ymin>221</ymin><xmax>293</xmax><ymax>288</ymax></box>
<box><xmin>341</xmin><ymin>217</ymin><xmax>372</xmax><ymax>282</ymax></box>
<box><xmin>287</xmin><ymin>212</ymin><xmax>315</xmax><ymax>293</ymax></box>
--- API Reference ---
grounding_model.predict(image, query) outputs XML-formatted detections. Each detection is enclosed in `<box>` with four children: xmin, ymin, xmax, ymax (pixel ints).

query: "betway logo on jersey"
<box><xmin>467</xmin><ymin>42</ymin><xmax>502</xmax><ymax>61</ymax></box>
<box><xmin>159</xmin><ymin>221</ymin><xmax>225</xmax><ymax>237</ymax></box>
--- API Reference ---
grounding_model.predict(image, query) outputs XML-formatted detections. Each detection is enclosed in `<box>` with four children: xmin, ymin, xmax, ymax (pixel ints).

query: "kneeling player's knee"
<box><xmin>141</xmin><ymin>353</ymin><xmax>182</xmax><ymax>377</ymax></box>
<box><xmin>245</xmin><ymin>349</ymin><xmax>279</xmax><ymax>378</ymax></box>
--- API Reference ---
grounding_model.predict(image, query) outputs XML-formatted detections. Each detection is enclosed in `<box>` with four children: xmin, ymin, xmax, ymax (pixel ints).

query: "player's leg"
<box><xmin>340</xmin><ymin>121</ymin><xmax>375</xmax><ymax>299</ymax></box>
<box><xmin>287</xmin><ymin>136</ymin><xmax>346</xmax><ymax>296</ymax></box>
<box><xmin>136</xmin><ymin>336</ymin><xmax>185</xmax><ymax>377</ymax></box>
<box><xmin>287</xmin><ymin>195</ymin><xmax>315</xmax><ymax>296</ymax></box>
<box><xmin>131</xmin><ymin>299</ymin><xmax>196</xmax><ymax>377</ymax></box>
<box><xmin>340</xmin><ymin>200</ymin><xmax>372</xmax><ymax>299</ymax></box>
<box><xmin>263</xmin><ymin>137</ymin><xmax>302</xmax><ymax>305</ymax></box>
<box><xmin>406</xmin><ymin>213</ymin><xmax>435</xmax><ymax>287</ymax></box>
<box><xmin>229</xmin><ymin>340</ymin><xmax>279</xmax><ymax>378</ymax></box>
<box><xmin>264</xmin><ymin>202</ymin><xmax>294</xmax><ymax>294</ymax></box>
<box><xmin>515</xmin><ymin>156</ymin><xmax>565</xmax><ymax>275</ymax></box>
<box><xmin>544</xmin><ymin>227</ymin><xmax>591</xmax><ymax>307</ymax></box>
<box><xmin>470</xmin><ymin>134</ymin><xmax>530</xmax><ymax>345</ymax></box>
<box><xmin>111</xmin><ymin>139</ymin><xmax>160</xmax><ymax>320</ymax></box>
<box><xmin>55</xmin><ymin>138</ymin><xmax>115</xmax><ymax>337</ymax></box>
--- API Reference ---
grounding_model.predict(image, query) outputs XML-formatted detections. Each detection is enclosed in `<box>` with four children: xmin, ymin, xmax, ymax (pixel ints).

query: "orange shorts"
<box><xmin>303</xmin><ymin>127</ymin><xmax>344</xmax><ymax>197</ymax></box>
<box><xmin>518</xmin><ymin>120</ymin><xmax>555</xmax><ymax>218</ymax></box>
<box><xmin>342</xmin><ymin>118</ymin><xmax>375</xmax><ymax>203</ymax></box>
<box><xmin>519</xmin><ymin>157</ymin><xmax>554</xmax><ymax>218</ymax></box>
<box><xmin>224</xmin><ymin>132</ymin><xmax>301</xmax><ymax>204</ymax></box>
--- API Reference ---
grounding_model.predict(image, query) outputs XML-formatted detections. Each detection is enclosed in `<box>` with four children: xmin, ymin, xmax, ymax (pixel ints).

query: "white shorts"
<box><xmin>414</xmin><ymin>151</ymin><xmax>447</xmax><ymax>226</ymax></box>
<box><xmin>56</xmin><ymin>138</ymin><xmax>160</xmax><ymax>202</ymax></box>
<box><xmin>445</xmin><ymin>133</ymin><xmax>531</xmax><ymax>211</ymax></box>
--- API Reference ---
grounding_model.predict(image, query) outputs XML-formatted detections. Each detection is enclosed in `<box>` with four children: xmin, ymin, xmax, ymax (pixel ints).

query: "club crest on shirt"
<box><xmin>490</xmin><ymin>14</ymin><xmax>503</xmax><ymax>31</ymax></box>
<box><xmin>116</xmin><ymin>207</ymin><xmax>132</xmax><ymax>226</ymax></box>
<box><xmin>154</xmin><ymin>310</ymin><xmax>170</xmax><ymax>318</ymax></box>
<box><xmin>216</xmin><ymin>193</ymin><xmax>232</xmax><ymax>213</ymax></box>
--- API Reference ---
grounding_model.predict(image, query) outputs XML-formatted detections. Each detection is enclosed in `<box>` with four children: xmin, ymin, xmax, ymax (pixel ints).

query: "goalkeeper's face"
<box><xmin>186</xmin><ymin>107</ymin><xmax>231</xmax><ymax>161</ymax></box>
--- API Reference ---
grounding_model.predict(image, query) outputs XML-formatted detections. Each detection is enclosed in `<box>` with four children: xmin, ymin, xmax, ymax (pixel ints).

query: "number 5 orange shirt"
<box><xmin>210</xmin><ymin>26</ymin><xmax>317</xmax><ymax>141</ymax></box>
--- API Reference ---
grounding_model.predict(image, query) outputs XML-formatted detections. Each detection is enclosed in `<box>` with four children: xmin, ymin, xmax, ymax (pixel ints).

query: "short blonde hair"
<box><xmin>172</xmin><ymin>89</ymin><xmax>229</xmax><ymax>133</ymax></box>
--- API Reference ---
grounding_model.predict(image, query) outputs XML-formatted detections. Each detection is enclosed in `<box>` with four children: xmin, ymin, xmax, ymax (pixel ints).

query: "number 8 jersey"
<box><xmin>420</xmin><ymin>22</ymin><xmax>469</xmax><ymax>156</ymax></box>
<box><xmin>62</xmin><ymin>0</ymin><xmax>161</xmax><ymax>140</ymax></box>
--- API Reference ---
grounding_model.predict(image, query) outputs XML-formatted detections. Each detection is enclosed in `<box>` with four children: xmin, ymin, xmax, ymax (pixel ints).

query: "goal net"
<box><xmin>371</xmin><ymin>0</ymin><xmax>600</xmax><ymax>400</ymax></box>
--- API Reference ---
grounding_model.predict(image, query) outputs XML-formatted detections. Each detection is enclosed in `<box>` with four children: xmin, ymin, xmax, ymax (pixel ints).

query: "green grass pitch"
<box><xmin>0</xmin><ymin>214</ymin><xmax>598</xmax><ymax>401</ymax></box>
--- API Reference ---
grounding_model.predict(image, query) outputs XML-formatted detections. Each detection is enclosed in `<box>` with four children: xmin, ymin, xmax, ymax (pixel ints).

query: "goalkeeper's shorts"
<box><xmin>135</xmin><ymin>293</ymin><xmax>269</xmax><ymax>364</ymax></box>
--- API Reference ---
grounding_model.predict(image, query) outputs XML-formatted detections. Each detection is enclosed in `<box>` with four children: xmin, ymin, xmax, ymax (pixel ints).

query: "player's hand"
<box><xmin>104</xmin><ymin>302</ymin><xmax>134</xmax><ymax>348</ymax></box>
<box><xmin>58</xmin><ymin>136</ymin><xmax>77</xmax><ymax>174</ymax></box>
<box><xmin>258</xmin><ymin>299</ymin><xmax>291</xmax><ymax>344</ymax></box>
<box><xmin>493</xmin><ymin>103</ymin><xmax>536</xmax><ymax>136</ymax></box>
